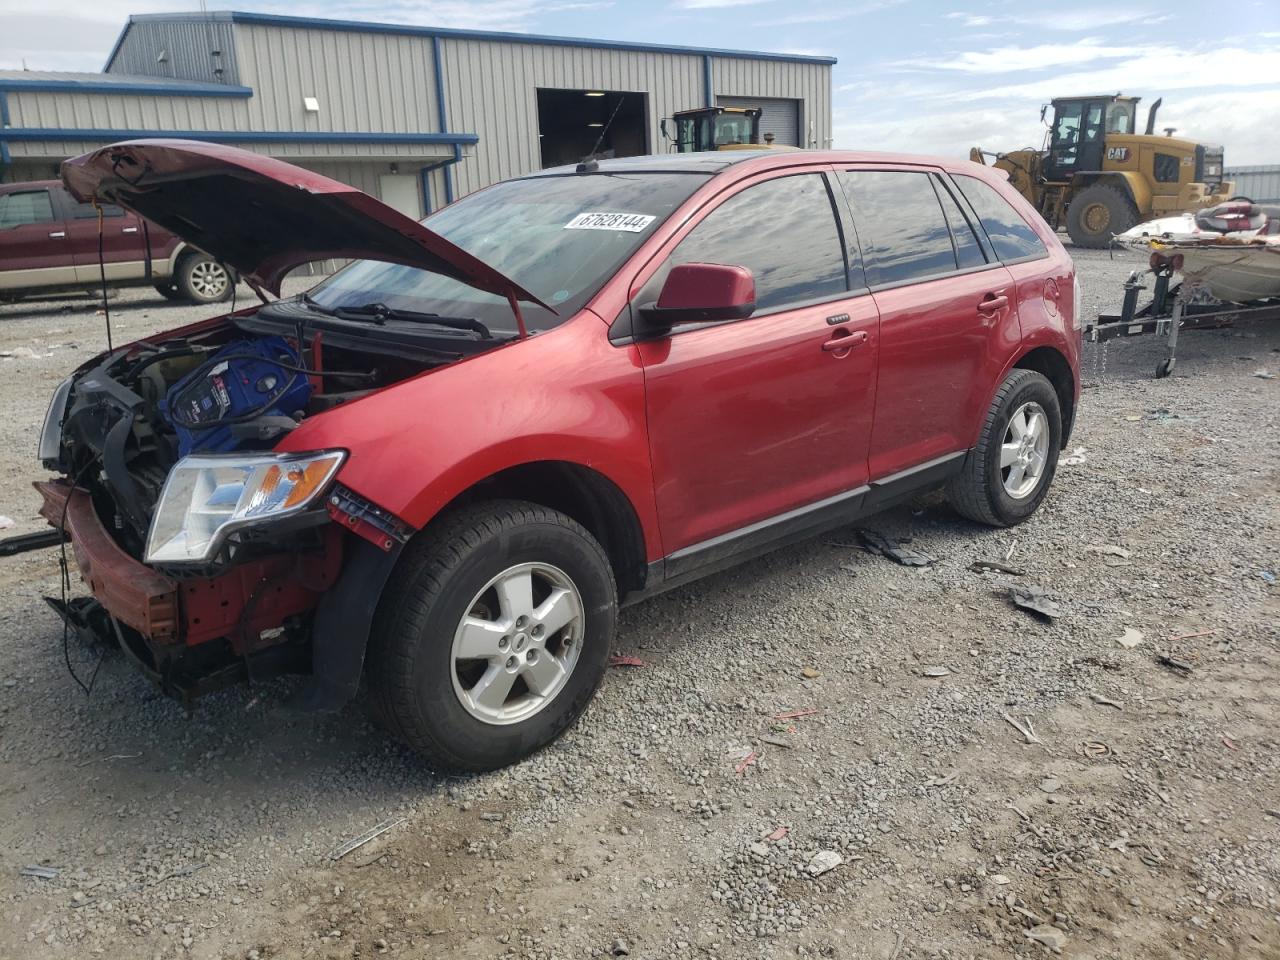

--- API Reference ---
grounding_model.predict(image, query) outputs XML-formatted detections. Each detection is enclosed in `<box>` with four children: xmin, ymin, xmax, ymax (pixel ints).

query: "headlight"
<box><xmin>144</xmin><ymin>450</ymin><xmax>345</xmax><ymax>564</ymax></box>
<box><xmin>38</xmin><ymin>377</ymin><xmax>73</xmax><ymax>466</ymax></box>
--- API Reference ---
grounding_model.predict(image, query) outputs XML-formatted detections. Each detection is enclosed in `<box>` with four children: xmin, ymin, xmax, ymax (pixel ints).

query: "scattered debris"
<box><xmin>1001</xmin><ymin>712</ymin><xmax>1044</xmax><ymax>745</ymax></box>
<box><xmin>1156</xmin><ymin>653</ymin><xmax>1194</xmax><ymax>675</ymax></box>
<box><xmin>1061</xmin><ymin>447</ymin><xmax>1087</xmax><ymax>465</ymax></box>
<box><xmin>1222</xmin><ymin>736</ymin><xmax>1239</xmax><ymax>751</ymax></box>
<box><xmin>1254</xmin><ymin>370</ymin><xmax>1276</xmax><ymax>379</ymax></box>
<box><xmin>327</xmin><ymin>817</ymin><xmax>406</xmax><ymax>861</ymax></box>
<box><xmin>920</xmin><ymin>666</ymin><xmax>952</xmax><ymax>678</ymax></box>
<box><xmin>923</xmin><ymin>770</ymin><xmax>959</xmax><ymax>787</ymax></box>
<box><xmin>991</xmin><ymin>874</ymin><xmax>1011</xmax><ymax>885</ymax></box>
<box><xmin>969</xmin><ymin>559</ymin><xmax>1025</xmax><ymax>576</ymax></box>
<box><xmin>759</xmin><ymin>735</ymin><xmax>792</xmax><ymax>749</ymax></box>
<box><xmin>851</xmin><ymin>529</ymin><xmax>934</xmax><ymax>566</ymax></box>
<box><xmin>1089</xmin><ymin>693</ymin><xmax>1123</xmax><ymax>710</ymax></box>
<box><xmin>20</xmin><ymin>865</ymin><xmax>59</xmax><ymax>880</ymax></box>
<box><xmin>608</xmin><ymin>655</ymin><xmax>645</xmax><ymax>667</ymax></box>
<box><xmin>1115</xmin><ymin>627</ymin><xmax>1144</xmax><ymax>649</ymax></box>
<box><xmin>75</xmin><ymin>752</ymin><xmax>142</xmax><ymax>767</ymax></box>
<box><xmin>1008</xmin><ymin>585</ymin><xmax>1062</xmax><ymax>621</ymax></box>
<box><xmin>800</xmin><ymin>666</ymin><xmax>821</xmax><ymax>679</ymax></box>
<box><xmin>0</xmin><ymin>515</ymin><xmax>13</xmax><ymax>529</ymax></box>
<box><xmin>1165</xmin><ymin>628</ymin><xmax>1218</xmax><ymax>642</ymax></box>
<box><xmin>1086</xmin><ymin>544</ymin><xmax>1131</xmax><ymax>560</ymax></box>
<box><xmin>1259</xmin><ymin>570</ymin><xmax>1276</xmax><ymax>584</ymax></box>
<box><xmin>806</xmin><ymin>850</ymin><xmax>843</xmax><ymax>877</ymax></box>
<box><xmin>766</xmin><ymin>826</ymin><xmax>789</xmax><ymax>842</ymax></box>
<box><xmin>773</xmin><ymin>709</ymin><xmax>818</xmax><ymax>721</ymax></box>
<box><xmin>479</xmin><ymin>812</ymin><xmax>504</xmax><ymax>822</ymax></box>
<box><xmin>610</xmin><ymin>938</ymin><xmax>630</xmax><ymax>956</ymax></box>
<box><xmin>1079</xmin><ymin>740</ymin><xmax>1111</xmax><ymax>759</ymax></box>
<box><xmin>1039</xmin><ymin>777</ymin><xmax>1061</xmax><ymax>794</ymax></box>
<box><xmin>1025</xmin><ymin>924</ymin><xmax>1068</xmax><ymax>952</ymax></box>
<box><xmin>734</xmin><ymin>751</ymin><xmax>758</xmax><ymax>776</ymax></box>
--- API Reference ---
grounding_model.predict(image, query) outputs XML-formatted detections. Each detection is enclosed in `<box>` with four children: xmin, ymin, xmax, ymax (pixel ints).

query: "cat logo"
<box><xmin>1106</xmin><ymin>146</ymin><xmax>1130</xmax><ymax>162</ymax></box>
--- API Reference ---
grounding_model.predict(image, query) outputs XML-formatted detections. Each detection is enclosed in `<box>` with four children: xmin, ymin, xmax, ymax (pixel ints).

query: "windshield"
<box><xmin>305</xmin><ymin>172</ymin><xmax>710</xmax><ymax>334</ymax></box>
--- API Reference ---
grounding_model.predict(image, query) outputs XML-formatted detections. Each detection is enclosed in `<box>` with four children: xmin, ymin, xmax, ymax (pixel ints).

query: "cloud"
<box><xmin>673</xmin><ymin>0</ymin><xmax>773</xmax><ymax>7</ymax></box>
<box><xmin>1012</xmin><ymin>7</ymin><xmax>1160</xmax><ymax>30</ymax></box>
<box><xmin>753</xmin><ymin>1</ymin><xmax>904</xmax><ymax>26</ymax></box>
<box><xmin>944</xmin><ymin>12</ymin><xmax>992</xmax><ymax>27</ymax></box>
<box><xmin>896</xmin><ymin>38</ymin><xmax>1158</xmax><ymax>74</ymax></box>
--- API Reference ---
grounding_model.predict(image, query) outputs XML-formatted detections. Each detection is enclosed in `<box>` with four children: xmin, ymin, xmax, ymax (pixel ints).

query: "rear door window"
<box><xmin>0</xmin><ymin>189</ymin><xmax>56</xmax><ymax>229</ymax></box>
<box><xmin>953</xmin><ymin>175</ymin><xmax>1048</xmax><ymax>262</ymax></box>
<box><xmin>669</xmin><ymin>172</ymin><xmax>848</xmax><ymax>311</ymax></box>
<box><xmin>835</xmin><ymin>170</ymin><xmax>956</xmax><ymax>286</ymax></box>
<box><xmin>933</xmin><ymin>176</ymin><xmax>987</xmax><ymax>269</ymax></box>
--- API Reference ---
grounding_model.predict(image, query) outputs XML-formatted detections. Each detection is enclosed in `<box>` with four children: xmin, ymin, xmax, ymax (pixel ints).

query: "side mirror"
<box><xmin>637</xmin><ymin>262</ymin><xmax>755</xmax><ymax>336</ymax></box>
<box><xmin>659</xmin><ymin>118</ymin><xmax>670</xmax><ymax>141</ymax></box>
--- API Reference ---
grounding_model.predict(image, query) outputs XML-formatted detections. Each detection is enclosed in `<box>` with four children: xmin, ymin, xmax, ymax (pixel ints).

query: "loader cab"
<box><xmin>663</xmin><ymin>106</ymin><xmax>762</xmax><ymax>152</ymax></box>
<box><xmin>1043</xmin><ymin>96</ymin><xmax>1139</xmax><ymax>181</ymax></box>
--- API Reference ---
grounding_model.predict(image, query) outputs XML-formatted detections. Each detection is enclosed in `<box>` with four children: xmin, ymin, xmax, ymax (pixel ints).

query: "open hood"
<box><xmin>61</xmin><ymin>139</ymin><xmax>550</xmax><ymax>308</ymax></box>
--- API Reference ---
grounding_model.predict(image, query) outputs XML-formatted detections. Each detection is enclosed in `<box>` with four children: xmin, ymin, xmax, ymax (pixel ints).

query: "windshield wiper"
<box><xmin>299</xmin><ymin>292</ymin><xmax>334</xmax><ymax>315</ymax></box>
<box><xmin>330</xmin><ymin>301</ymin><xmax>493</xmax><ymax>338</ymax></box>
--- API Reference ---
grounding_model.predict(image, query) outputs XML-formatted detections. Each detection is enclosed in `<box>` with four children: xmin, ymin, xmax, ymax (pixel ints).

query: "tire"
<box><xmin>153</xmin><ymin>281</ymin><xmax>182</xmax><ymax>301</ymax></box>
<box><xmin>947</xmin><ymin>369</ymin><xmax>1062</xmax><ymax>527</ymax></box>
<box><xmin>175</xmin><ymin>253</ymin><xmax>232</xmax><ymax>304</ymax></box>
<box><xmin>367</xmin><ymin>500</ymin><xmax>617</xmax><ymax>772</ymax></box>
<box><xmin>1065</xmin><ymin>183</ymin><xmax>1138</xmax><ymax>248</ymax></box>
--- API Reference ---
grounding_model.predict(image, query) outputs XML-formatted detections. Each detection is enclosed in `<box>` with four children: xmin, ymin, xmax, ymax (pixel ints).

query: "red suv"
<box><xmin>35</xmin><ymin>140</ymin><xmax>1078</xmax><ymax>771</ymax></box>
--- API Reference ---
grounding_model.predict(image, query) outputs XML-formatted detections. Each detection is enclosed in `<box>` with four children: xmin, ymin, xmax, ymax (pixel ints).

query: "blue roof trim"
<box><xmin>0</xmin><ymin>128</ymin><xmax>479</xmax><ymax>146</ymax></box>
<box><xmin>0</xmin><ymin>79</ymin><xmax>252</xmax><ymax>98</ymax></box>
<box><xmin>122</xmin><ymin>10</ymin><xmax>837</xmax><ymax>65</ymax></box>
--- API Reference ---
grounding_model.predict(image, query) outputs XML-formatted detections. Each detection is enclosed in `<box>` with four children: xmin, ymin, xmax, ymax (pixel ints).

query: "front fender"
<box><xmin>278</xmin><ymin>310</ymin><xmax>662</xmax><ymax>561</ymax></box>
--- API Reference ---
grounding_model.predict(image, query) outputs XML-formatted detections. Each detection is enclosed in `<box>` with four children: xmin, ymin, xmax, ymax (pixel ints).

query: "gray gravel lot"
<box><xmin>0</xmin><ymin>248</ymin><xmax>1277</xmax><ymax>960</ymax></box>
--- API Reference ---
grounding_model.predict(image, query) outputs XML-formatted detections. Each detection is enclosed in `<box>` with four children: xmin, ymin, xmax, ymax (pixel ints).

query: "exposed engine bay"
<box><xmin>49</xmin><ymin>299</ymin><xmax>489</xmax><ymax>565</ymax></box>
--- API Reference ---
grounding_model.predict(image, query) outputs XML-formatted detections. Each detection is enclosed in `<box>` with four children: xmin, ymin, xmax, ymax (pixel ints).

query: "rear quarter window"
<box><xmin>954</xmin><ymin>175</ymin><xmax>1048</xmax><ymax>262</ymax></box>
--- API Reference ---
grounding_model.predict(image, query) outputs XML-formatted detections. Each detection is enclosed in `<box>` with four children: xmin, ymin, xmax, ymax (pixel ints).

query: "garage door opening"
<box><xmin>537</xmin><ymin>89</ymin><xmax>648</xmax><ymax>168</ymax></box>
<box><xmin>716</xmin><ymin>96</ymin><xmax>800</xmax><ymax>147</ymax></box>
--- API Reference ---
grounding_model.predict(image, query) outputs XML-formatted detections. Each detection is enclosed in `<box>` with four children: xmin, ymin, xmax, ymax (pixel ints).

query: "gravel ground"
<box><xmin>0</xmin><ymin>248</ymin><xmax>1277</xmax><ymax>960</ymax></box>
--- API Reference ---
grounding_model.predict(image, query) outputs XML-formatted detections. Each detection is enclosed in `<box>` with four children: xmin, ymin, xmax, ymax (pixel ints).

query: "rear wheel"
<box><xmin>1066</xmin><ymin>183</ymin><xmax>1138</xmax><ymax>248</ymax></box>
<box><xmin>367</xmin><ymin>500</ymin><xmax>616</xmax><ymax>772</ymax></box>
<box><xmin>175</xmin><ymin>253</ymin><xmax>232</xmax><ymax>303</ymax></box>
<box><xmin>948</xmin><ymin>369</ymin><xmax>1062</xmax><ymax>527</ymax></box>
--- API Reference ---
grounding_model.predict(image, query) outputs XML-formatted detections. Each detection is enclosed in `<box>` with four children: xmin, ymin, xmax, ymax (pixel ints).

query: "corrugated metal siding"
<box><xmin>713</xmin><ymin>57</ymin><xmax>831</xmax><ymax>148</ymax></box>
<box><xmin>716</xmin><ymin>95</ymin><xmax>799</xmax><ymax>146</ymax></box>
<box><xmin>442</xmin><ymin>38</ymin><xmax>704</xmax><ymax>196</ymax></box>
<box><xmin>1225</xmin><ymin>165</ymin><xmax>1280</xmax><ymax>203</ymax></box>
<box><xmin>107</xmin><ymin>20</ymin><xmax>240</xmax><ymax>86</ymax></box>
<box><xmin>232</xmin><ymin>24</ymin><xmax>439</xmax><ymax>136</ymax></box>
<box><xmin>6</xmin><ymin>90</ymin><xmax>242</xmax><ymax>131</ymax></box>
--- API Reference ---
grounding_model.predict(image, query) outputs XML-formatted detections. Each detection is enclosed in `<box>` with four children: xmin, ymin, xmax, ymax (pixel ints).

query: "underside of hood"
<box><xmin>61</xmin><ymin>139</ymin><xmax>549</xmax><ymax>308</ymax></box>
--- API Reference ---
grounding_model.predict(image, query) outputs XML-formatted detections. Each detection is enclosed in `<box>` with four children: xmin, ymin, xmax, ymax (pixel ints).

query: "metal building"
<box><xmin>1224</xmin><ymin>165</ymin><xmax>1280</xmax><ymax>204</ymax></box>
<box><xmin>0</xmin><ymin>11</ymin><xmax>834</xmax><ymax>217</ymax></box>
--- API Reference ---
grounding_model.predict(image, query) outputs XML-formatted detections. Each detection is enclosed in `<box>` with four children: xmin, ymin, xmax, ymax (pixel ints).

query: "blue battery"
<box><xmin>162</xmin><ymin>336</ymin><xmax>312</xmax><ymax>456</ymax></box>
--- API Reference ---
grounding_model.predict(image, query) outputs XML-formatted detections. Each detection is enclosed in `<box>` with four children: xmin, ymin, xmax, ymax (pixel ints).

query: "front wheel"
<box><xmin>948</xmin><ymin>369</ymin><xmax>1062</xmax><ymax>527</ymax></box>
<box><xmin>1065</xmin><ymin>183</ymin><xmax>1138</xmax><ymax>248</ymax></box>
<box><xmin>367</xmin><ymin>500</ymin><xmax>617</xmax><ymax>771</ymax></box>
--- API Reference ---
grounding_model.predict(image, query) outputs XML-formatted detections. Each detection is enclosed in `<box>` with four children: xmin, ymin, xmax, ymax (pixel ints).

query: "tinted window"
<box><xmin>670</xmin><ymin>173</ymin><xmax>847</xmax><ymax>311</ymax></box>
<box><xmin>837</xmin><ymin>170</ymin><xmax>955</xmax><ymax>286</ymax></box>
<box><xmin>1154</xmin><ymin>153</ymin><xmax>1180</xmax><ymax>184</ymax></box>
<box><xmin>71</xmin><ymin>201</ymin><xmax>126</xmax><ymax>219</ymax></box>
<box><xmin>309</xmin><ymin>172</ymin><xmax>709</xmax><ymax>334</ymax></box>
<box><xmin>0</xmin><ymin>190</ymin><xmax>55</xmax><ymax>229</ymax></box>
<box><xmin>934</xmin><ymin>177</ymin><xmax>987</xmax><ymax>269</ymax></box>
<box><xmin>954</xmin><ymin>176</ymin><xmax>1048</xmax><ymax>261</ymax></box>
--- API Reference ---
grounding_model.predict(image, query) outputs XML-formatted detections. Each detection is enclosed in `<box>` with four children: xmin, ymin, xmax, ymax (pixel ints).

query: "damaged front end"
<box><xmin>38</xmin><ymin>138</ymin><xmax>547</xmax><ymax>706</ymax></box>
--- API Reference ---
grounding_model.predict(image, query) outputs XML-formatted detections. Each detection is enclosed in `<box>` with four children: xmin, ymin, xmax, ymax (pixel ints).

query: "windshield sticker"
<box><xmin>564</xmin><ymin>211</ymin><xmax>656</xmax><ymax>233</ymax></box>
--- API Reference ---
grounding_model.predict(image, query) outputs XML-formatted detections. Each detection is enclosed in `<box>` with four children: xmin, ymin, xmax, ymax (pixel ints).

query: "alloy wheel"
<box><xmin>450</xmin><ymin>562</ymin><xmax>584</xmax><ymax>725</ymax></box>
<box><xmin>190</xmin><ymin>261</ymin><xmax>229</xmax><ymax>299</ymax></box>
<box><xmin>1000</xmin><ymin>400</ymin><xmax>1050</xmax><ymax>499</ymax></box>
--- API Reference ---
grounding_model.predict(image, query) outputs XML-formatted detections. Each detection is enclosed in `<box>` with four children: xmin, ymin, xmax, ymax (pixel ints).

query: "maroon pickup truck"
<box><xmin>0</xmin><ymin>180</ymin><xmax>232</xmax><ymax>304</ymax></box>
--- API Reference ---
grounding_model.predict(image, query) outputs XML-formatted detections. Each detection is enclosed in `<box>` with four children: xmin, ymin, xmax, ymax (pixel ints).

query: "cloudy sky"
<box><xmin>2</xmin><ymin>0</ymin><xmax>1278</xmax><ymax>164</ymax></box>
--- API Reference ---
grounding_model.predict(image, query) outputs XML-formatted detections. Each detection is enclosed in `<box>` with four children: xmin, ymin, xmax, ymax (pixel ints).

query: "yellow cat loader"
<box><xmin>971</xmin><ymin>95</ymin><xmax>1234</xmax><ymax>248</ymax></box>
<box><xmin>661</xmin><ymin>106</ymin><xmax>799</xmax><ymax>152</ymax></box>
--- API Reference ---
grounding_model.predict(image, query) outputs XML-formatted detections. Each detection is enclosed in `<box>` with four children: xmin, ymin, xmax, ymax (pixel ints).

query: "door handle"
<box><xmin>48</xmin><ymin>231</ymin><xmax>66</xmax><ymax>239</ymax></box>
<box><xmin>822</xmin><ymin>329</ymin><xmax>868</xmax><ymax>352</ymax></box>
<box><xmin>977</xmin><ymin>294</ymin><xmax>1008</xmax><ymax>315</ymax></box>
<box><xmin>122</xmin><ymin>226</ymin><xmax>139</xmax><ymax>234</ymax></box>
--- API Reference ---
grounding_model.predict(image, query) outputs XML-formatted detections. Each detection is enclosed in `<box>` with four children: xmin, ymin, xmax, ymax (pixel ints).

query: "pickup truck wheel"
<box><xmin>176</xmin><ymin>254</ymin><xmax>232</xmax><ymax>303</ymax></box>
<box><xmin>153</xmin><ymin>281</ymin><xmax>182</xmax><ymax>301</ymax></box>
<box><xmin>367</xmin><ymin>500</ymin><xmax>617</xmax><ymax>772</ymax></box>
<box><xmin>947</xmin><ymin>369</ymin><xmax>1062</xmax><ymax>527</ymax></box>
